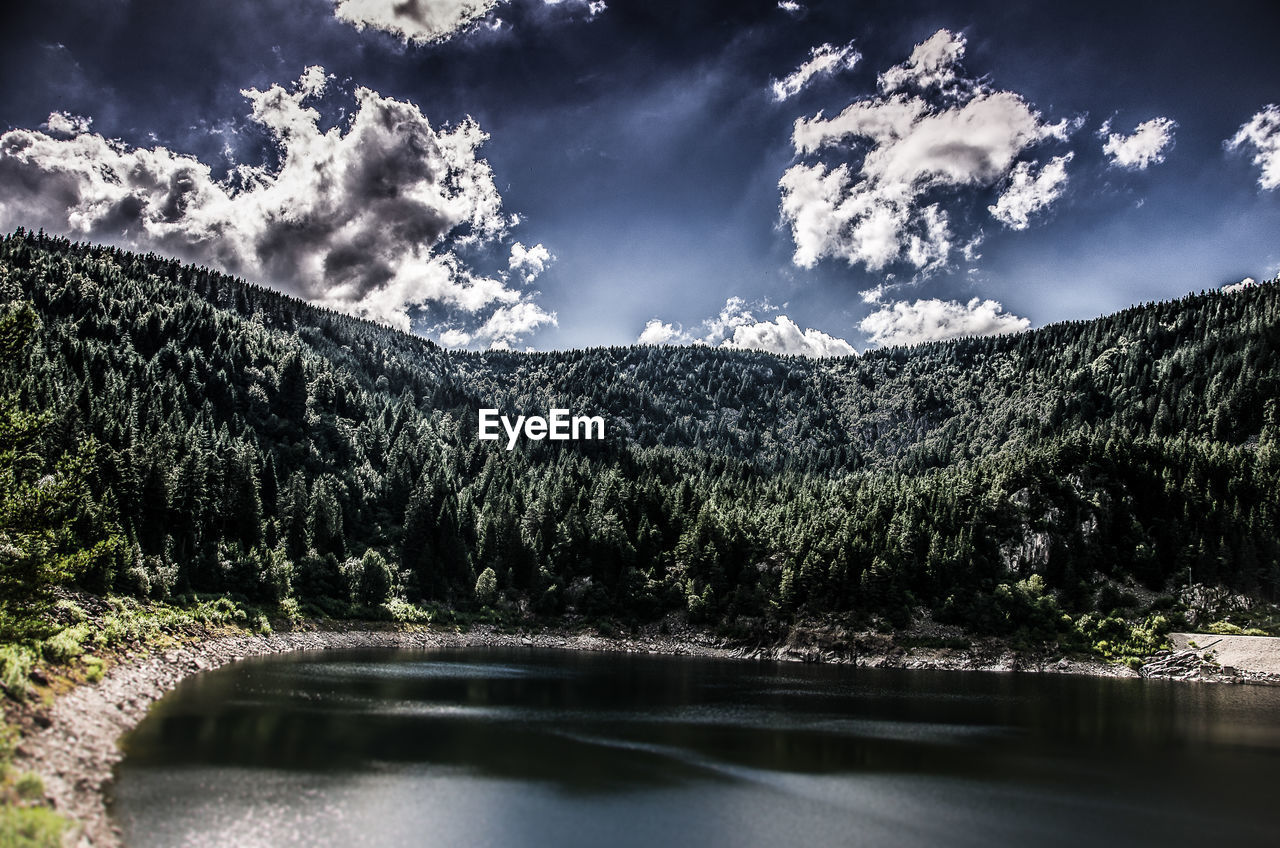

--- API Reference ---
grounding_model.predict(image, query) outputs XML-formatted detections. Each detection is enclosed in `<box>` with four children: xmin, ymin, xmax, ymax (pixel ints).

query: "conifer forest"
<box><xmin>2</xmin><ymin>230</ymin><xmax>1278</xmax><ymax>652</ymax></box>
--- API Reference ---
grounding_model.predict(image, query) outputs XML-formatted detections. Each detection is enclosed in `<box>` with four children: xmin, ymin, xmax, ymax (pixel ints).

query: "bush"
<box><xmin>0</xmin><ymin>805</ymin><xmax>67</xmax><ymax>848</ymax></box>
<box><xmin>40</xmin><ymin>625</ymin><xmax>89</xmax><ymax>665</ymax></box>
<box><xmin>474</xmin><ymin>568</ymin><xmax>498</xmax><ymax>606</ymax></box>
<box><xmin>81</xmin><ymin>656</ymin><xmax>104</xmax><ymax>684</ymax></box>
<box><xmin>0</xmin><ymin>646</ymin><xmax>33</xmax><ymax>701</ymax></box>
<box><xmin>358</xmin><ymin>550</ymin><xmax>394</xmax><ymax>607</ymax></box>
<box><xmin>384</xmin><ymin>599</ymin><xmax>432</xmax><ymax>624</ymax></box>
<box><xmin>13</xmin><ymin>772</ymin><xmax>43</xmax><ymax>801</ymax></box>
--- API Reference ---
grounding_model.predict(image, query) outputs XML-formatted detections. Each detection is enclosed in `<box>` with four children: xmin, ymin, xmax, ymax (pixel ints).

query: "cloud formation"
<box><xmin>771</xmin><ymin>41</ymin><xmax>861</xmax><ymax>102</ymax></box>
<box><xmin>508</xmin><ymin>241</ymin><xmax>553</xmax><ymax>282</ymax></box>
<box><xmin>0</xmin><ymin>66</ymin><xmax>553</xmax><ymax>344</ymax></box>
<box><xmin>333</xmin><ymin>0</ymin><xmax>502</xmax><ymax>43</ymax></box>
<box><xmin>1101</xmin><ymin>117</ymin><xmax>1176</xmax><ymax>169</ymax></box>
<box><xmin>637</xmin><ymin>319</ymin><xmax>682</xmax><ymax>345</ymax></box>
<box><xmin>1227</xmin><ymin>105</ymin><xmax>1280</xmax><ymax>190</ymax></box>
<box><xmin>988</xmin><ymin>153</ymin><xmax>1073</xmax><ymax>230</ymax></box>
<box><xmin>440</xmin><ymin>299</ymin><xmax>557</xmax><ymax>348</ymax></box>
<box><xmin>43</xmin><ymin>111</ymin><xmax>92</xmax><ymax>136</ymax></box>
<box><xmin>779</xmin><ymin>29</ymin><xmax>1073</xmax><ymax>275</ymax></box>
<box><xmin>637</xmin><ymin>297</ymin><xmax>855</xmax><ymax>358</ymax></box>
<box><xmin>332</xmin><ymin>0</ymin><xmax>604</xmax><ymax>43</ymax></box>
<box><xmin>1221</xmin><ymin>276</ymin><xmax>1257</xmax><ymax>294</ymax></box>
<box><xmin>723</xmin><ymin>314</ymin><xmax>855</xmax><ymax>357</ymax></box>
<box><xmin>859</xmin><ymin>297</ymin><xmax>1029</xmax><ymax>347</ymax></box>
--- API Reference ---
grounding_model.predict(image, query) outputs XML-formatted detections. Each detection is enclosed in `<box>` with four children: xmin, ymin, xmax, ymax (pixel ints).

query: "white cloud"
<box><xmin>771</xmin><ymin>41</ymin><xmax>861</xmax><ymax>102</ymax></box>
<box><xmin>637</xmin><ymin>298</ymin><xmax>854</xmax><ymax>358</ymax></box>
<box><xmin>723</xmin><ymin>315</ymin><xmax>855</xmax><ymax>357</ymax></box>
<box><xmin>878</xmin><ymin>28</ymin><xmax>969</xmax><ymax>95</ymax></box>
<box><xmin>988</xmin><ymin>152</ymin><xmax>1073</xmax><ymax>230</ymax></box>
<box><xmin>1227</xmin><ymin>105</ymin><xmax>1280</xmax><ymax>190</ymax></box>
<box><xmin>441</xmin><ymin>299</ymin><xmax>557</xmax><ymax>348</ymax></box>
<box><xmin>332</xmin><ymin>0</ymin><xmax>603</xmax><ymax>43</ymax></box>
<box><xmin>777</xmin><ymin>1</ymin><xmax>804</xmax><ymax>15</ymax></box>
<box><xmin>332</xmin><ymin>0</ymin><xmax>502</xmax><ymax>43</ymax></box>
<box><xmin>637</xmin><ymin>319</ymin><xmax>683</xmax><ymax>345</ymax></box>
<box><xmin>1101</xmin><ymin>117</ymin><xmax>1176</xmax><ymax>169</ymax></box>
<box><xmin>700</xmin><ymin>296</ymin><xmax>761</xmax><ymax>343</ymax></box>
<box><xmin>508</xmin><ymin>241</ymin><xmax>553</xmax><ymax>282</ymax></box>
<box><xmin>859</xmin><ymin>297</ymin><xmax>1029</xmax><ymax>347</ymax></box>
<box><xmin>543</xmin><ymin>0</ymin><xmax>606</xmax><ymax>16</ymax></box>
<box><xmin>780</xmin><ymin>29</ymin><xmax>1072</xmax><ymax>275</ymax></box>
<box><xmin>1221</xmin><ymin>276</ymin><xmax>1257</xmax><ymax>294</ymax></box>
<box><xmin>43</xmin><ymin>111</ymin><xmax>91</xmax><ymax>136</ymax></box>
<box><xmin>0</xmin><ymin>66</ymin><xmax>551</xmax><ymax>345</ymax></box>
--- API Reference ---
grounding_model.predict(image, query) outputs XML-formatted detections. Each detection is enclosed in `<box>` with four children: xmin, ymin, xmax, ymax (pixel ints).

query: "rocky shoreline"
<box><xmin>0</xmin><ymin>621</ymin><xmax>1202</xmax><ymax>848</ymax></box>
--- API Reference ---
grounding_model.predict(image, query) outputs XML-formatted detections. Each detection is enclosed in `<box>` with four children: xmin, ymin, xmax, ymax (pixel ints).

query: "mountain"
<box><xmin>1</xmin><ymin>229</ymin><xmax>1277</xmax><ymax>650</ymax></box>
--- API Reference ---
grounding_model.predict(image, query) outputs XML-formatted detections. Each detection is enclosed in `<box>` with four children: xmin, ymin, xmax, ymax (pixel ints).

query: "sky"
<box><xmin>2</xmin><ymin>0</ymin><xmax>1279</xmax><ymax>355</ymax></box>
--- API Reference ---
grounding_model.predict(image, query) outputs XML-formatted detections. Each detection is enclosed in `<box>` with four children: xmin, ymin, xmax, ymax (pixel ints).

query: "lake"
<box><xmin>111</xmin><ymin>647</ymin><xmax>1280</xmax><ymax>847</ymax></box>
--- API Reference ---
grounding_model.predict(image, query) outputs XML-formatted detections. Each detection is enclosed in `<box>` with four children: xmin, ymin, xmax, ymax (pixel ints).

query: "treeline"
<box><xmin>0</xmin><ymin>229</ymin><xmax>1277</xmax><ymax>642</ymax></box>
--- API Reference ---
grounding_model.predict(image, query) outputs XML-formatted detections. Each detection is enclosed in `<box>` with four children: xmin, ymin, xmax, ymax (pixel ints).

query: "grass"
<box><xmin>0</xmin><ymin>592</ymin><xmax>288</xmax><ymax>846</ymax></box>
<box><xmin>0</xmin><ymin>722</ymin><xmax>66</xmax><ymax>848</ymax></box>
<box><xmin>0</xmin><ymin>806</ymin><xmax>66</xmax><ymax>848</ymax></box>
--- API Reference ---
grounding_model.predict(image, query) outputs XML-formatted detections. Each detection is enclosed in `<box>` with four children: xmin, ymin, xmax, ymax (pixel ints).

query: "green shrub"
<box><xmin>81</xmin><ymin>656</ymin><xmax>104</xmax><ymax>684</ymax></box>
<box><xmin>13</xmin><ymin>773</ymin><xmax>43</xmax><ymax>801</ymax></box>
<box><xmin>0</xmin><ymin>804</ymin><xmax>67</xmax><ymax>848</ymax></box>
<box><xmin>383</xmin><ymin>599</ymin><xmax>432</xmax><ymax>624</ymax></box>
<box><xmin>40</xmin><ymin>625</ymin><xmax>89</xmax><ymax>664</ymax></box>
<box><xmin>0</xmin><ymin>647</ymin><xmax>33</xmax><ymax>701</ymax></box>
<box><xmin>474</xmin><ymin>568</ymin><xmax>497</xmax><ymax>606</ymax></box>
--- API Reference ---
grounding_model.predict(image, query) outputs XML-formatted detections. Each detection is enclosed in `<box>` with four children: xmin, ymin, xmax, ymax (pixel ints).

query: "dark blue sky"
<box><xmin>2</xmin><ymin>0</ymin><xmax>1279</xmax><ymax>352</ymax></box>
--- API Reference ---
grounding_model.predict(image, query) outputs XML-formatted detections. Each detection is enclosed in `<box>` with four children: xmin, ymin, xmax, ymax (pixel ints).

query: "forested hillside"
<box><xmin>2</xmin><ymin>229</ymin><xmax>1278</xmax><ymax>648</ymax></box>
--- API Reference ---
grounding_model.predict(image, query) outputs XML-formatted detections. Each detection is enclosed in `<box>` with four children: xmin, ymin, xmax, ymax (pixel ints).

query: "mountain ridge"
<box><xmin>1</xmin><ymin>229</ymin><xmax>1277</xmax><ymax>653</ymax></box>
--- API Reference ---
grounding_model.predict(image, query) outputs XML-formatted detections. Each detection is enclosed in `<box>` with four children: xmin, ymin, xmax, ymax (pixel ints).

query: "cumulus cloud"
<box><xmin>637</xmin><ymin>319</ymin><xmax>682</xmax><ymax>345</ymax></box>
<box><xmin>439</xmin><ymin>299</ymin><xmax>557</xmax><ymax>348</ymax></box>
<box><xmin>1227</xmin><ymin>105</ymin><xmax>1280</xmax><ymax>190</ymax></box>
<box><xmin>43</xmin><ymin>111</ymin><xmax>92</xmax><ymax>136</ymax></box>
<box><xmin>508</xmin><ymin>241</ymin><xmax>553</xmax><ymax>282</ymax></box>
<box><xmin>771</xmin><ymin>41</ymin><xmax>861</xmax><ymax>102</ymax></box>
<box><xmin>332</xmin><ymin>0</ymin><xmax>502</xmax><ymax>43</ymax></box>
<box><xmin>778</xmin><ymin>1</ymin><xmax>804</xmax><ymax>15</ymax></box>
<box><xmin>1221</xmin><ymin>276</ymin><xmax>1257</xmax><ymax>294</ymax></box>
<box><xmin>859</xmin><ymin>297</ymin><xmax>1029</xmax><ymax>347</ymax></box>
<box><xmin>0</xmin><ymin>66</ymin><xmax>553</xmax><ymax>344</ymax></box>
<box><xmin>637</xmin><ymin>298</ymin><xmax>855</xmax><ymax>358</ymax></box>
<box><xmin>723</xmin><ymin>315</ymin><xmax>855</xmax><ymax>357</ymax></box>
<box><xmin>988</xmin><ymin>153</ymin><xmax>1073</xmax><ymax>230</ymax></box>
<box><xmin>779</xmin><ymin>29</ymin><xmax>1074</xmax><ymax>275</ymax></box>
<box><xmin>877</xmin><ymin>28</ymin><xmax>969</xmax><ymax>95</ymax></box>
<box><xmin>1101</xmin><ymin>117</ymin><xmax>1176</xmax><ymax>169</ymax></box>
<box><xmin>332</xmin><ymin>0</ymin><xmax>603</xmax><ymax>43</ymax></box>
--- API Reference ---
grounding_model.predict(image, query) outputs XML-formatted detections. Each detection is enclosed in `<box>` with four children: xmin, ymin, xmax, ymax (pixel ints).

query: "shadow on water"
<box><xmin>112</xmin><ymin>648</ymin><xmax>1280</xmax><ymax>848</ymax></box>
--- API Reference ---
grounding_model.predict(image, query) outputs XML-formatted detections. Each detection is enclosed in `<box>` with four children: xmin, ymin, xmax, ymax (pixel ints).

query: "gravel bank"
<box><xmin>12</xmin><ymin>624</ymin><xmax>1134</xmax><ymax>847</ymax></box>
<box><xmin>1167</xmin><ymin>632</ymin><xmax>1280</xmax><ymax>676</ymax></box>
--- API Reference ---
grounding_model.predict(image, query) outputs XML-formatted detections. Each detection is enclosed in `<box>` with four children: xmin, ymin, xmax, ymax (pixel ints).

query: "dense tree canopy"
<box><xmin>1</xmin><ymin>229</ymin><xmax>1276</xmax><ymax>639</ymax></box>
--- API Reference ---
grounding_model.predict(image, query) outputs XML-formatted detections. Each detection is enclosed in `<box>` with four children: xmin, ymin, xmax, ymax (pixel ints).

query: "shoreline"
<box><xmin>2</xmin><ymin>622</ymin><xmax>1240</xmax><ymax>848</ymax></box>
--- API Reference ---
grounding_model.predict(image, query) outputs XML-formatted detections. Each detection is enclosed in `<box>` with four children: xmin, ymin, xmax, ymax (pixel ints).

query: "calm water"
<box><xmin>112</xmin><ymin>648</ymin><xmax>1280</xmax><ymax>848</ymax></box>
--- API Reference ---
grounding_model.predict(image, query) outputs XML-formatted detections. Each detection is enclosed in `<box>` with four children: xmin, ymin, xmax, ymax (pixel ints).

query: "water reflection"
<box><xmin>112</xmin><ymin>648</ymin><xmax>1280</xmax><ymax>847</ymax></box>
